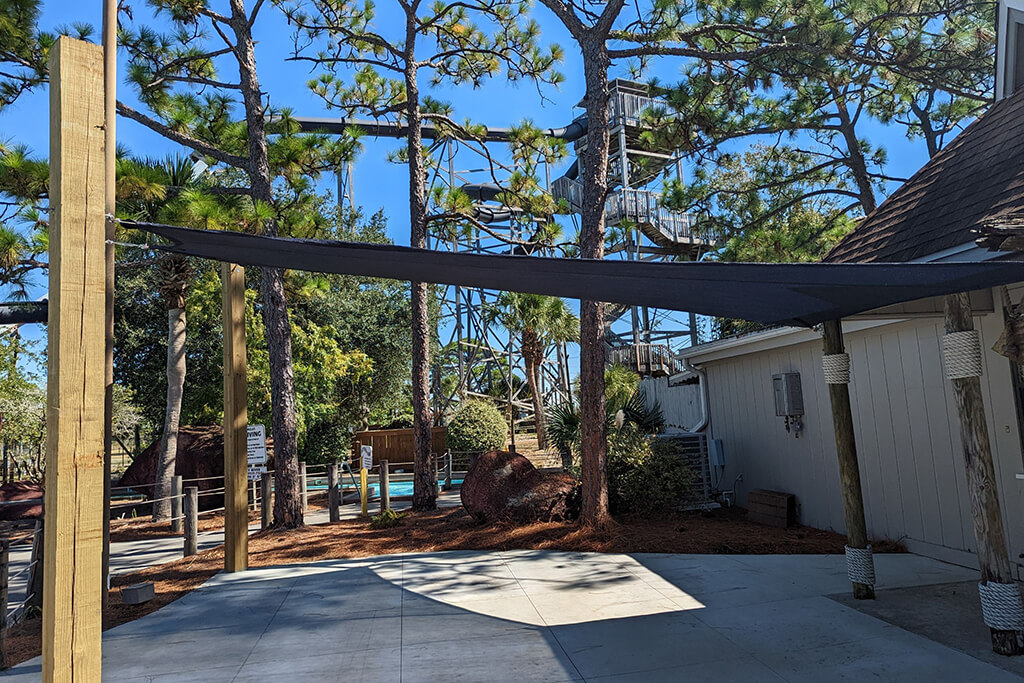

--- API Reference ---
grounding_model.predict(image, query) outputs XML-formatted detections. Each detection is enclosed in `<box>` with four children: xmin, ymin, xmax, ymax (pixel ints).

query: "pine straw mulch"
<box><xmin>1</xmin><ymin>505</ymin><xmax>905</xmax><ymax>668</ymax></box>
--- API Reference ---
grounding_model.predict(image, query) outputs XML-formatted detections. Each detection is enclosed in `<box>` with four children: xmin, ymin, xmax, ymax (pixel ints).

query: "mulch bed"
<box><xmin>1</xmin><ymin>505</ymin><xmax>904</xmax><ymax>668</ymax></box>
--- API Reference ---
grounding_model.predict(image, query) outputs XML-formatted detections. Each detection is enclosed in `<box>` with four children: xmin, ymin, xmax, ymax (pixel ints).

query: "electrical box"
<box><xmin>772</xmin><ymin>373</ymin><xmax>804</xmax><ymax>416</ymax></box>
<box><xmin>709</xmin><ymin>439</ymin><xmax>725</xmax><ymax>467</ymax></box>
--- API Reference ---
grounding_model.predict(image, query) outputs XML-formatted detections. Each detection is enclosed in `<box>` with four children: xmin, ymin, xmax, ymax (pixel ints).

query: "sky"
<box><xmin>1</xmin><ymin>0</ymin><xmax>951</xmax><ymax>377</ymax></box>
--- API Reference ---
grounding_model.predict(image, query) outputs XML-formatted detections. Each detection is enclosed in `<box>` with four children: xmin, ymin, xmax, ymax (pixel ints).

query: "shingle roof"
<box><xmin>825</xmin><ymin>87</ymin><xmax>1024</xmax><ymax>263</ymax></box>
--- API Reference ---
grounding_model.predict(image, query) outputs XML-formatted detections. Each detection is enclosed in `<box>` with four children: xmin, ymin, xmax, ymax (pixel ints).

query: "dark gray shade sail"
<box><xmin>139</xmin><ymin>222</ymin><xmax>1023</xmax><ymax>328</ymax></box>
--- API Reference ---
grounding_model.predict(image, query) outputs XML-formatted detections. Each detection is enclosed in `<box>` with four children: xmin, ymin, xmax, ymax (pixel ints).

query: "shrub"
<box><xmin>370</xmin><ymin>509</ymin><xmax>406</xmax><ymax>529</ymax></box>
<box><xmin>446</xmin><ymin>399</ymin><xmax>508</xmax><ymax>453</ymax></box>
<box><xmin>606</xmin><ymin>425</ymin><xmax>697</xmax><ymax>515</ymax></box>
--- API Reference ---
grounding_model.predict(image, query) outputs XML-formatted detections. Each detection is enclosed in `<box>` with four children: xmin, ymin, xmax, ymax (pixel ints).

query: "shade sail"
<box><xmin>140</xmin><ymin>223</ymin><xmax>1023</xmax><ymax>328</ymax></box>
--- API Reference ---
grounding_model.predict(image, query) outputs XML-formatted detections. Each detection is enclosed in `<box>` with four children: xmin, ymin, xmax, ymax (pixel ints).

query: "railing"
<box><xmin>609</xmin><ymin>93</ymin><xmax>662</xmax><ymax>126</ymax></box>
<box><xmin>605</xmin><ymin>188</ymin><xmax>697</xmax><ymax>242</ymax></box>
<box><xmin>608</xmin><ymin>343</ymin><xmax>683</xmax><ymax>376</ymax></box>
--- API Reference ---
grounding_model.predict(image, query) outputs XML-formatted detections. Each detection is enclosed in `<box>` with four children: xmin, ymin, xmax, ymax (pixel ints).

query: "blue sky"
<box><xmin>2</xmin><ymin>0</ymin><xmax>948</xmax><ymax>375</ymax></box>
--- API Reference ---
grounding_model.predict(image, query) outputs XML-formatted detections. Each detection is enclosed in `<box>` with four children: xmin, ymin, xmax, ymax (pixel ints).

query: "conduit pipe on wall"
<box><xmin>679</xmin><ymin>356</ymin><xmax>709</xmax><ymax>433</ymax></box>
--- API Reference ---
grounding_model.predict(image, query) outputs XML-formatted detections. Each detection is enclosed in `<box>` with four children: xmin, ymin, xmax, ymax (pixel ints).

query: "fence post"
<box><xmin>261</xmin><ymin>472</ymin><xmax>272</xmax><ymax>531</ymax></box>
<box><xmin>26</xmin><ymin>522</ymin><xmax>43</xmax><ymax>611</ymax></box>
<box><xmin>328</xmin><ymin>463</ymin><xmax>340</xmax><ymax>523</ymax></box>
<box><xmin>444</xmin><ymin>451</ymin><xmax>453</xmax><ymax>491</ymax></box>
<box><xmin>379</xmin><ymin>460</ymin><xmax>390</xmax><ymax>513</ymax></box>
<box><xmin>183</xmin><ymin>487</ymin><xmax>197</xmax><ymax>557</ymax></box>
<box><xmin>300</xmin><ymin>462</ymin><xmax>308</xmax><ymax>514</ymax></box>
<box><xmin>170</xmin><ymin>475</ymin><xmax>183</xmax><ymax>534</ymax></box>
<box><xmin>0</xmin><ymin>538</ymin><xmax>9</xmax><ymax>669</ymax></box>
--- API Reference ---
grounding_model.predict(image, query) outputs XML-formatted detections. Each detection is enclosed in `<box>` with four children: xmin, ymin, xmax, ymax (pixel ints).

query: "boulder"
<box><xmin>460</xmin><ymin>450</ymin><xmax>579</xmax><ymax>524</ymax></box>
<box><xmin>118</xmin><ymin>425</ymin><xmax>274</xmax><ymax>511</ymax></box>
<box><xmin>0</xmin><ymin>480</ymin><xmax>43</xmax><ymax>521</ymax></box>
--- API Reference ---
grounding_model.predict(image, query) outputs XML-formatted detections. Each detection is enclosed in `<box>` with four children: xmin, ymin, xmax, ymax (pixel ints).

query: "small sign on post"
<box><xmin>359</xmin><ymin>444</ymin><xmax>372</xmax><ymax>517</ymax></box>
<box><xmin>360</xmin><ymin>444</ymin><xmax>373</xmax><ymax>470</ymax></box>
<box><xmin>247</xmin><ymin>424</ymin><xmax>267</xmax><ymax>481</ymax></box>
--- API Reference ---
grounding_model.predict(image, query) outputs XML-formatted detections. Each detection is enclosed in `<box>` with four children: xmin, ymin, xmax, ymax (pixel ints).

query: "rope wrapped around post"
<box><xmin>942</xmin><ymin>330</ymin><xmax>983</xmax><ymax>380</ymax></box>
<box><xmin>822</xmin><ymin>353</ymin><xmax>850</xmax><ymax>384</ymax></box>
<box><xmin>844</xmin><ymin>545</ymin><xmax>875</xmax><ymax>586</ymax></box>
<box><xmin>978</xmin><ymin>581</ymin><xmax>1024</xmax><ymax>631</ymax></box>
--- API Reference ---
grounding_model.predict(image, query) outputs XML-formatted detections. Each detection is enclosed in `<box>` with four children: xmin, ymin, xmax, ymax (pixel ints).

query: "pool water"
<box><xmin>308</xmin><ymin>479</ymin><xmax>462</xmax><ymax>499</ymax></box>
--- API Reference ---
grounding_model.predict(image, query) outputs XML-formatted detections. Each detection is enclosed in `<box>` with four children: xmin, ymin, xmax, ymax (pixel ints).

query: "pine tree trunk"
<box><xmin>154</xmin><ymin>306</ymin><xmax>185</xmax><ymax>521</ymax></box>
<box><xmin>405</xmin><ymin>29</ymin><xmax>436</xmax><ymax>511</ymax></box>
<box><xmin>578</xmin><ymin>40</ymin><xmax>612</xmax><ymax>526</ymax></box>
<box><xmin>230</xmin><ymin>0</ymin><xmax>302</xmax><ymax>526</ymax></box>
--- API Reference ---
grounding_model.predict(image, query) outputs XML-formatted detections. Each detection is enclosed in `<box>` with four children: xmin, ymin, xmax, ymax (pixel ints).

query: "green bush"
<box><xmin>447</xmin><ymin>399</ymin><xmax>508</xmax><ymax>453</ymax></box>
<box><xmin>606</xmin><ymin>425</ymin><xmax>697</xmax><ymax>515</ymax></box>
<box><xmin>369</xmin><ymin>509</ymin><xmax>406</xmax><ymax>529</ymax></box>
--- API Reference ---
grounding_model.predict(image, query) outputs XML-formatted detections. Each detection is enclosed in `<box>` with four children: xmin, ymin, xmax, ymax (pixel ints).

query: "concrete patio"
<box><xmin>2</xmin><ymin>550</ymin><xmax>1016</xmax><ymax>682</ymax></box>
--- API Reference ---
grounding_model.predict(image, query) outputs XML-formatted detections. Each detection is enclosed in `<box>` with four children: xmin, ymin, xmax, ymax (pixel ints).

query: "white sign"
<box><xmin>360</xmin><ymin>444</ymin><xmax>373</xmax><ymax>470</ymax></box>
<box><xmin>247</xmin><ymin>465</ymin><xmax>267</xmax><ymax>481</ymax></box>
<box><xmin>247</xmin><ymin>424</ymin><xmax>267</xmax><ymax>465</ymax></box>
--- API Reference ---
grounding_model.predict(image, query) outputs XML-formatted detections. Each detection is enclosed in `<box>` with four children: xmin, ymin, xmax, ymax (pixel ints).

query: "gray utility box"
<box><xmin>772</xmin><ymin>372</ymin><xmax>804</xmax><ymax>416</ymax></box>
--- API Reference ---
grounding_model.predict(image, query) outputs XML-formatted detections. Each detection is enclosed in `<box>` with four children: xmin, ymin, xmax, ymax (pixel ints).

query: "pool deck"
<box><xmin>2</xmin><ymin>550</ymin><xmax>1017</xmax><ymax>682</ymax></box>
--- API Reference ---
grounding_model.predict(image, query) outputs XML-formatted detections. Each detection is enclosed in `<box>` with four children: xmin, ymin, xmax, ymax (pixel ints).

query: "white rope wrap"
<box><xmin>844</xmin><ymin>545</ymin><xmax>875</xmax><ymax>586</ymax></box>
<box><xmin>978</xmin><ymin>581</ymin><xmax>1024</xmax><ymax>631</ymax></box>
<box><xmin>942</xmin><ymin>330</ymin><xmax>983</xmax><ymax>380</ymax></box>
<box><xmin>822</xmin><ymin>353</ymin><xmax>851</xmax><ymax>384</ymax></box>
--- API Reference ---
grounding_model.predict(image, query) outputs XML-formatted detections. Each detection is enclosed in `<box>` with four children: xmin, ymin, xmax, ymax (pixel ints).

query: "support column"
<box><xmin>822</xmin><ymin>319</ymin><xmax>875</xmax><ymax>600</ymax></box>
<box><xmin>44</xmin><ymin>36</ymin><xmax>106</xmax><ymax>680</ymax></box>
<box><xmin>222</xmin><ymin>262</ymin><xmax>248</xmax><ymax>572</ymax></box>
<box><xmin>943</xmin><ymin>292</ymin><xmax>1024</xmax><ymax>655</ymax></box>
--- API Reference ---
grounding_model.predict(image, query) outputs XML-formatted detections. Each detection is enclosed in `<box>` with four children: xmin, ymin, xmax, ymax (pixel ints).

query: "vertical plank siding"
<box><xmin>694</xmin><ymin>311</ymin><xmax>1024</xmax><ymax>573</ymax></box>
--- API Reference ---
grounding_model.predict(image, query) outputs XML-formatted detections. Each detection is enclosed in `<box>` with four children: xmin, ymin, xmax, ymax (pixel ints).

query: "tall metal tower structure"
<box><xmin>294</xmin><ymin>78</ymin><xmax>717</xmax><ymax>429</ymax></box>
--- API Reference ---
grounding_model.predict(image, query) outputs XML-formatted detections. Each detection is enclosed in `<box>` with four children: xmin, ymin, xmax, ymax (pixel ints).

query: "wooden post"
<box><xmin>822</xmin><ymin>319</ymin><xmax>875</xmax><ymax>600</ymax></box>
<box><xmin>328</xmin><ymin>464</ymin><xmax>340</xmax><ymax>523</ymax></box>
<box><xmin>44</xmin><ymin>37</ymin><xmax>107</xmax><ymax>681</ymax></box>
<box><xmin>0</xmin><ymin>538</ymin><xmax>9</xmax><ymax>670</ymax></box>
<box><xmin>183</xmin><ymin>487</ymin><xmax>198</xmax><ymax>557</ymax></box>
<box><xmin>300</xmin><ymin>462</ymin><xmax>308</xmax><ymax>514</ymax></box>
<box><xmin>170</xmin><ymin>475</ymin><xmax>183</xmax><ymax>534</ymax></box>
<box><xmin>261</xmin><ymin>472</ymin><xmax>272</xmax><ymax>530</ymax></box>
<box><xmin>222</xmin><ymin>262</ymin><xmax>248</xmax><ymax>572</ymax></box>
<box><xmin>379</xmin><ymin>460</ymin><xmax>390</xmax><ymax>512</ymax></box>
<box><xmin>101</xmin><ymin>0</ymin><xmax>117</xmax><ymax>610</ymax></box>
<box><xmin>944</xmin><ymin>292</ymin><xmax>1024</xmax><ymax>655</ymax></box>
<box><xmin>360</xmin><ymin>467</ymin><xmax>369</xmax><ymax>517</ymax></box>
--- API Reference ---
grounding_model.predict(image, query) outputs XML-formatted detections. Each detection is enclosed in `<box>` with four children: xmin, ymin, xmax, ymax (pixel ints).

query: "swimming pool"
<box><xmin>307</xmin><ymin>478</ymin><xmax>462</xmax><ymax>499</ymax></box>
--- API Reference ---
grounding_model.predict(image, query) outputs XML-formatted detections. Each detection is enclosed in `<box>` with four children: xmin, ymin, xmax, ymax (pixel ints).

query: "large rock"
<box><xmin>460</xmin><ymin>450</ymin><xmax>579</xmax><ymax>524</ymax></box>
<box><xmin>0</xmin><ymin>481</ymin><xmax>43</xmax><ymax>521</ymax></box>
<box><xmin>118</xmin><ymin>425</ymin><xmax>274</xmax><ymax>511</ymax></box>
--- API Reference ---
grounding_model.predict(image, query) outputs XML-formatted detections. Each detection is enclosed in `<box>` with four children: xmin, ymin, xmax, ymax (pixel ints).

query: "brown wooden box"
<box><xmin>746</xmin><ymin>489</ymin><xmax>796</xmax><ymax>528</ymax></box>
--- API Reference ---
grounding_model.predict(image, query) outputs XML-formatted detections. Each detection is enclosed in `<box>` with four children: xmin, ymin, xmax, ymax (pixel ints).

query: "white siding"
<box><xmin>683</xmin><ymin>310</ymin><xmax>1024</xmax><ymax>574</ymax></box>
<box><xmin>639</xmin><ymin>376</ymin><xmax>702</xmax><ymax>430</ymax></box>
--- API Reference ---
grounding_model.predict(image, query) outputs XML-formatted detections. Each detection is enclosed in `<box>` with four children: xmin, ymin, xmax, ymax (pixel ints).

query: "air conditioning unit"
<box><xmin>772</xmin><ymin>372</ymin><xmax>804</xmax><ymax>417</ymax></box>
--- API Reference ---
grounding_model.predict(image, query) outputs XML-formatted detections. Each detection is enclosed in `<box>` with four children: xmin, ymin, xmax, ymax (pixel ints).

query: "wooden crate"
<box><xmin>746</xmin><ymin>489</ymin><xmax>796</xmax><ymax>528</ymax></box>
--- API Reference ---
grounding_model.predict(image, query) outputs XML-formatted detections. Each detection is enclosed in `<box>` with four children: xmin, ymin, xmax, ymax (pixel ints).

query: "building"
<box><xmin>653</xmin><ymin>4</ymin><xmax>1024</xmax><ymax>573</ymax></box>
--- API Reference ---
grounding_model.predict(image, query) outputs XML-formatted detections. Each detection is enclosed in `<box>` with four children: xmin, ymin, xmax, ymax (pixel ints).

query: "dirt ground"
<box><xmin>1</xmin><ymin>505</ymin><xmax>903</xmax><ymax>668</ymax></box>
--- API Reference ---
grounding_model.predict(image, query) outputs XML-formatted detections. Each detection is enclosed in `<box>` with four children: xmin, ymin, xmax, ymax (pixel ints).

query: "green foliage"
<box><xmin>546</xmin><ymin>401</ymin><xmax>579</xmax><ymax>466</ymax></box>
<box><xmin>606</xmin><ymin>425</ymin><xmax>697</xmax><ymax>515</ymax></box>
<box><xmin>369</xmin><ymin>509</ymin><xmax>406</xmax><ymax>529</ymax></box>
<box><xmin>446</xmin><ymin>399</ymin><xmax>508</xmax><ymax>453</ymax></box>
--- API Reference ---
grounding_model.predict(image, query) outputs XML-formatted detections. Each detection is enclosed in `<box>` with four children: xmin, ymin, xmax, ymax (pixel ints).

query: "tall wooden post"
<box><xmin>101</xmin><ymin>0</ymin><xmax>117</xmax><ymax>609</ymax></box>
<box><xmin>380</xmin><ymin>460</ymin><xmax>390</xmax><ymax>512</ymax></box>
<box><xmin>822</xmin><ymin>319</ymin><xmax>875</xmax><ymax>600</ymax></box>
<box><xmin>222</xmin><ymin>263</ymin><xmax>248</xmax><ymax>572</ymax></box>
<box><xmin>183</xmin><ymin>487</ymin><xmax>198</xmax><ymax>558</ymax></box>
<box><xmin>44</xmin><ymin>36</ymin><xmax>107</xmax><ymax>680</ymax></box>
<box><xmin>328</xmin><ymin>464</ymin><xmax>340</xmax><ymax>523</ymax></box>
<box><xmin>943</xmin><ymin>292</ymin><xmax>1024</xmax><ymax>655</ymax></box>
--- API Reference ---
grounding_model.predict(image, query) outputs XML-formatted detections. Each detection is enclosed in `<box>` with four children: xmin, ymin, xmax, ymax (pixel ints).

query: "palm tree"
<box><xmin>117</xmin><ymin>156</ymin><xmax>226</xmax><ymax>521</ymax></box>
<box><xmin>488</xmin><ymin>293</ymin><xmax>578</xmax><ymax>448</ymax></box>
